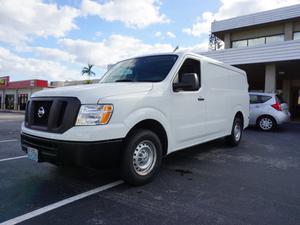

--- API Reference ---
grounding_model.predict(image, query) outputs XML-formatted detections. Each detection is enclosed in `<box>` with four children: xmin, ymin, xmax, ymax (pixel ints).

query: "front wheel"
<box><xmin>121</xmin><ymin>129</ymin><xmax>162</xmax><ymax>186</ymax></box>
<box><xmin>226</xmin><ymin>116</ymin><xmax>243</xmax><ymax>147</ymax></box>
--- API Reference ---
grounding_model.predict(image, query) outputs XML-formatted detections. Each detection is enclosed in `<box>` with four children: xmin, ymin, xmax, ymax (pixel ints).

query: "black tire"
<box><xmin>225</xmin><ymin>116</ymin><xmax>243</xmax><ymax>147</ymax></box>
<box><xmin>121</xmin><ymin>129</ymin><xmax>162</xmax><ymax>186</ymax></box>
<box><xmin>257</xmin><ymin>116</ymin><xmax>276</xmax><ymax>131</ymax></box>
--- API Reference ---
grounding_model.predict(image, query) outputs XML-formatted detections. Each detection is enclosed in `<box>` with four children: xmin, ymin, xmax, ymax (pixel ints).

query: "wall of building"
<box><xmin>230</xmin><ymin>24</ymin><xmax>284</xmax><ymax>41</ymax></box>
<box><xmin>0</xmin><ymin>88</ymin><xmax>45</xmax><ymax>110</ymax></box>
<box><xmin>223</xmin><ymin>19</ymin><xmax>300</xmax><ymax>49</ymax></box>
<box><xmin>294</xmin><ymin>21</ymin><xmax>300</xmax><ymax>31</ymax></box>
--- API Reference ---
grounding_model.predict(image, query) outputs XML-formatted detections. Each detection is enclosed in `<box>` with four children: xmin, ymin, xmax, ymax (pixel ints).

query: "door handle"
<box><xmin>198</xmin><ymin>97</ymin><xmax>205</xmax><ymax>101</ymax></box>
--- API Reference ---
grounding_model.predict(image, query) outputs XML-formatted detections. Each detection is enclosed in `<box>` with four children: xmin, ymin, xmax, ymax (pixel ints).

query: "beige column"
<box><xmin>282</xmin><ymin>80</ymin><xmax>291</xmax><ymax>109</ymax></box>
<box><xmin>265</xmin><ymin>63</ymin><xmax>276</xmax><ymax>93</ymax></box>
<box><xmin>284</xmin><ymin>22</ymin><xmax>293</xmax><ymax>41</ymax></box>
<box><xmin>3</xmin><ymin>90</ymin><xmax>5</xmax><ymax>110</ymax></box>
<box><xmin>224</xmin><ymin>33</ymin><xmax>231</xmax><ymax>49</ymax></box>
<box><xmin>14</xmin><ymin>90</ymin><xmax>18</xmax><ymax>110</ymax></box>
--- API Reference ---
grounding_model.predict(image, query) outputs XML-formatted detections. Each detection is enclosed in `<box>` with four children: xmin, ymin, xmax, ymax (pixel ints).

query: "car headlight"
<box><xmin>75</xmin><ymin>104</ymin><xmax>113</xmax><ymax>126</ymax></box>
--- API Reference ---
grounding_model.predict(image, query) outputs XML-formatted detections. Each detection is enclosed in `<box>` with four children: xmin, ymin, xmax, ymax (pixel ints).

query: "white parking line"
<box><xmin>0</xmin><ymin>139</ymin><xmax>18</xmax><ymax>143</ymax></box>
<box><xmin>0</xmin><ymin>155</ymin><xmax>27</xmax><ymax>162</ymax></box>
<box><xmin>0</xmin><ymin>180</ymin><xmax>124</xmax><ymax>225</ymax></box>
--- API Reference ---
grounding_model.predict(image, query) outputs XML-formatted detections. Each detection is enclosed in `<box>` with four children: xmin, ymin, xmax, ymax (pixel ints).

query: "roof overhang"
<box><xmin>212</xmin><ymin>4</ymin><xmax>300</xmax><ymax>33</ymax></box>
<box><xmin>200</xmin><ymin>39</ymin><xmax>300</xmax><ymax>65</ymax></box>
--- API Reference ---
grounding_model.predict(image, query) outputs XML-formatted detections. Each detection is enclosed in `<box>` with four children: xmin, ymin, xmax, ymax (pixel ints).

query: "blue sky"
<box><xmin>0</xmin><ymin>0</ymin><xmax>299</xmax><ymax>82</ymax></box>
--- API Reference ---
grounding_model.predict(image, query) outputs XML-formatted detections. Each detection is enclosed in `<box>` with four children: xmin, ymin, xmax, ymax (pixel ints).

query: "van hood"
<box><xmin>32</xmin><ymin>83</ymin><xmax>153</xmax><ymax>103</ymax></box>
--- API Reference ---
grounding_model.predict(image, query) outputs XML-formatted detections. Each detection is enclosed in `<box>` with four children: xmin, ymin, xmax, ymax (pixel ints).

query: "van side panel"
<box><xmin>228</xmin><ymin>68</ymin><xmax>249</xmax><ymax>129</ymax></box>
<box><xmin>203</xmin><ymin>60</ymin><xmax>249</xmax><ymax>139</ymax></box>
<box><xmin>204</xmin><ymin>62</ymin><xmax>231</xmax><ymax>137</ymax></box>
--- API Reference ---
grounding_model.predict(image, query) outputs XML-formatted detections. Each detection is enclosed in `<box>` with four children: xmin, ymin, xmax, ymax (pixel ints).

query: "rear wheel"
<box><xmin>257</xmin><ymin>116</ymin><xmax>276</xmax><ymax>131</ymax></box>
<box><xmin>121</xmin><ymin>129</ymin><xmax>162</xmax><ymax>186</ymax></box>
<box><xmin>226</xmin><ymin>116</ymin><xmax>243</xmax><ymax>147</ymax></box>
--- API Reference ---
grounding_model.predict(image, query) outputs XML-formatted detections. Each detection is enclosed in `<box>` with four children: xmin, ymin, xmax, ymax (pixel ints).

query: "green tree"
<box><xmin>209</xmin><ymin>33</ymin><xmax>223</xmax><ymax>51</ymax></box>
<box><xmin>81</xmin><ymin>64</ymin><xmax>95</xmax><ymax>84</ymax></box>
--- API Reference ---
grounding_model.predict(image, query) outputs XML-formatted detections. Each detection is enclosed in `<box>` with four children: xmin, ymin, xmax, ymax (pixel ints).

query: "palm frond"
<box><xmin>81</xmin><ymin>64</ymin><xmax>96</xmax><ymax>78</ymax></box>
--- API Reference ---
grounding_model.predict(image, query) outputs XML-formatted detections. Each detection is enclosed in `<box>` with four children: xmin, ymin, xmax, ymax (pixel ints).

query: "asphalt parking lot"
<box><xmin>0</xmin><ymin>112</ymin><xmax>299</xmax><ymax>225</ymax></box>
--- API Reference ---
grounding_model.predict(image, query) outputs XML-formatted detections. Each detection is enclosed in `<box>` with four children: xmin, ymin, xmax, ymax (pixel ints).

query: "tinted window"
<box><xmin>250</xmin><ymin>95</ymin><xmax>259</xmax><ymax>104</ymax></box>
<box><xmin>261</xmin><ymin>96</ymin><xmax>272</xmax><ymax>103</ymax></box>
<box><xmin>232</xmin><ymin>40</ymin><xmax>247</xmax><ymax>48</ymax></box>
<box><xmin>250</xmin><ymin>95</ymin><xmax>272</xmax><ymax>104</ymax></box>
<box><xmin>294</xmin><ymin>32</ymin><xmax>300</xmax><ymax>40</ymax></box>
<box><xmin>177</xmin><ymin>58</ymin><xmax>201</xmax><ymax>88</ymax></box>
<box><xmin>101</xmin><ymin>55</ymin><xmax>178</xmax><ymax>83</ymax></box>
<box><xmin>266</xmin><ymin>34</ymin><xmax>284</xmax><ymax>44</ymax></box>
<box><xmin>248</xmin><ymin>37</ymin><xmax>265</xmax><ymax>47</ymax></box>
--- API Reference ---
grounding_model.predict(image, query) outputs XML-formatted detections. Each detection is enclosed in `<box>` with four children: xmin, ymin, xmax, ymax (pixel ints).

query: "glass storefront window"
<box><xmin>232</xmin><ymin>34</ymin><xmax>286</xmax><ymax>48</ymax></box>
<box><xmin>5</xmin><ymin>95</ymin><xmax>15</xmax><ymax>110</ymax></box>
<box><xmin>294</xmin><ymin>32</ymin><xmax>300</xmax><ymax>40</ymax></box>
<box><xmin>232</xmin><ymin>40</ymin><xmax>247</xmax><ymax>48</ymax></box>
<box><xmin>18</xmin><ymin>94</ymin><xmax>28</xmax><ymax>110</ymax></box>
<box><xmin>266</xmin><ymin>34</ymin><xmax>284</xmax><ymax>44</ymax></box>
<box><xmin>248</xmin><ymin>37</ymin><xmax>265</xmax><ymax>47</ymax></box>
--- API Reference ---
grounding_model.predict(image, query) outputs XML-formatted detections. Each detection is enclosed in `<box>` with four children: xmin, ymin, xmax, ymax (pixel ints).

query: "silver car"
<box><xmin>249</xmin><ymin>92</ymin><xmax>291</xmax><ymax>131</ymax></box>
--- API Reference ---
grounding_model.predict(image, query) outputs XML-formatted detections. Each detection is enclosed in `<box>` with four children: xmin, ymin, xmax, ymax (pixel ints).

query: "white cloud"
<box><xmin>59</xmin><ymin>34</ymin><xmax>174</xmax><ymax>67</ymax></box>
<box><xmin>81</xmin><ymin>0</ymin><xmax>169</xmax><ymax>29</ymax></box>
<box><xmin>182</xmin><ymin>12</ymin><xmax>214</xmax><ymax>37</ymax></box>
<box><xmin>183</xmin><ymin>0</ymin><xmax>300</xmax><ymax>37</ymax></box>
<box><xmin>166</xmin><ymin>31</ymin><xmax>176</xmax><ymax>39</ymax></box>
<box><xmin>95</xmin><ymin>31</ymin><xmax>103</xmax><ymax>37</ymax></box>
<box><xmin>27</xmin><ymin>47</ymin><xmax>77</xmax><ymax>63</ymax></box>
<box><xmin>0</xmin><ymin>0</ymin><xmax>79</xmax><ymax>44</ymax></box>
<box><xmin>155</xmin><ymin>31</ymin><xmax>162</xmax><ymax>37</ymax></box>
<box><xmin>0</xmin><ymin>47</ymin><xmax>78</xmax><ymax>81</ymax></box>
<box><xmin>186</xmin><ymin>42</ymin><xmax>209</xmax><ymax>52</ymax></box>
<box><xmin>155</xmin><ymin>31</ymin><xmax>176</xmax><ymax>39</ymax></box>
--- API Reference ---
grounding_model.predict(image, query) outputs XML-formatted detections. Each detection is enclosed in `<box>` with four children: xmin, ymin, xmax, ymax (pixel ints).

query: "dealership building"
<box><xmin>202</xmin><ymin>4</ymin><xmax>300</xmax><ymax>118</ymax></box>
<box><xmin>0</xmin><ymin>76</ymin><xmax>48</xmax><ymax>111</ymax></box>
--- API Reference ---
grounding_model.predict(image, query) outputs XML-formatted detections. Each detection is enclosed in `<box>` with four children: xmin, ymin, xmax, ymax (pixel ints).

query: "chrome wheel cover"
<box><xmin>259</xmin><ymin>118</ymin><xmax>273</xmax><ymax>130</ymax></box>
<box><xmin>133</xmin><ymin>140</ymin><xmax>157</xmax><ymax>176</ymax></box>
<box><xmin>233</xmin><ymin>122</ymin><xmax>241</xmax><ymax>141</ymax></box>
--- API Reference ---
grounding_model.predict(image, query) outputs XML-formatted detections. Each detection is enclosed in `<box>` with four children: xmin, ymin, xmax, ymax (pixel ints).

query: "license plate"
<box><xmin>27</xmin><ymin>147</ymin><xmax>39</xmax><ymax>162</ymax></box>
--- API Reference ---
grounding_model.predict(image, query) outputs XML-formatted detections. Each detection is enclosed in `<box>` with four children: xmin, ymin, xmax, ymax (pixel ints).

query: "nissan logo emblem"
<box><xmin>37</xmin><ymin>106</ymin><xmax>45</xmax><ymax>118</ymax></box>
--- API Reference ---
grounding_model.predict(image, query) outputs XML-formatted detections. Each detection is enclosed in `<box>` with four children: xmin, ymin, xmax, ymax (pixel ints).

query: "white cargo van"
<box><xmin>21</xmin><ymin>52</ymin><xmax>249</xmax><ymax>185</ymax></box>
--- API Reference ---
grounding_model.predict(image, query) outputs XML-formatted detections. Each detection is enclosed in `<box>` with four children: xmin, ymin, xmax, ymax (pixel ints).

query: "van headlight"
<box><xmin>75</xmin><ymin>104</ymin><xmax>113</xmax><ymax>126</ymax></box>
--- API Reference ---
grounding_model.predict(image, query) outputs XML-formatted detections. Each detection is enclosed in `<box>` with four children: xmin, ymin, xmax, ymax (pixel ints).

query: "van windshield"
<box><xmin>100</xmin><ymin>55</ymin><xmax>178</xmax><ymax>83</ymax></box>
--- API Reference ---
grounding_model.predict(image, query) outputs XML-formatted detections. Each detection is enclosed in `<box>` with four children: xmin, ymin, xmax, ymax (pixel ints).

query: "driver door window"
<box><xmin>174</xmin><ymin>58</ymin><xmax>201</xmax><ymax>89</ymax></box>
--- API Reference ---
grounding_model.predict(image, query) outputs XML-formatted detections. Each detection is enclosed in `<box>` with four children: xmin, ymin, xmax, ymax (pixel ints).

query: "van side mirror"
<box><xmin>173</xmin><ymin>73</ymin><xmax>200</xmax><ymax>92</ymax></box>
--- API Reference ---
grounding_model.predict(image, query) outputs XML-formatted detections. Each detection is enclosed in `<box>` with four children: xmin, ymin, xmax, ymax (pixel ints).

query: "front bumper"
<box><xmin>21</xmin><ymin>133</ymin><xmax>123</xmax><ymax>168</ymax></box>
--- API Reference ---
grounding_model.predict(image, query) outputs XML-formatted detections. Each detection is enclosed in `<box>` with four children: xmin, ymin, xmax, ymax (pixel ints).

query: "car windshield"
<box><xmin>100</xmin><ymin>55</ymin><xmax>178</xmax><ymax>83</ymax></box>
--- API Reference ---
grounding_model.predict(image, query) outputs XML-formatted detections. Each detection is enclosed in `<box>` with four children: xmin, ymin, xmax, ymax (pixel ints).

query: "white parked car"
<box><xmin>249</xmin><ymin>92</ymin><xmax>290</xmax><ymax>131</ymax></box>
<box><xmin>21</xmin><ymin>52</ymin><xmax>249</xmax><ymax>185</ymax></box>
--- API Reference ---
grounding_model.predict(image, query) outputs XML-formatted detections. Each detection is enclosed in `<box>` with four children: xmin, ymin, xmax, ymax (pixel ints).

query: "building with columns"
<box><xmin>0</xmin><ymin>76</ymin><xmax>48</xmax><ymax>111</ymax></box>
<box><xmin>202</xmin><ymin>4</ymin><xmax>300</xmax><ymax>118</ymax></box>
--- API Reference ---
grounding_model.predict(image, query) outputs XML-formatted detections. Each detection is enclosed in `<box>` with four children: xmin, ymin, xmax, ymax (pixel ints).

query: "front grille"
<box><xmin>25</xmin><ymin>97</ymin><xmax>81</xmax><ymax>133</ymax></box>
<box><xmin>33</xmin><ymin>100</ymin><xmax>52</xmax><ymax>126</ymax></box>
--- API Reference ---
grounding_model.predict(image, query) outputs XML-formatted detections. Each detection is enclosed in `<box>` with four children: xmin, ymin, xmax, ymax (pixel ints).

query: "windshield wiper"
<box><xmin>115</xmin><ymin>79</ymin><xmax>134</xmax><ymax>82</ymax></box>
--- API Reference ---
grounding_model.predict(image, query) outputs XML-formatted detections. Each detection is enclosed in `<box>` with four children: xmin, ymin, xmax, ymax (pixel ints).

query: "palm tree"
<box><xmin>82</xmin><ymin>64</ymin><xmax>95</xmax><ymax>84</ymax></box>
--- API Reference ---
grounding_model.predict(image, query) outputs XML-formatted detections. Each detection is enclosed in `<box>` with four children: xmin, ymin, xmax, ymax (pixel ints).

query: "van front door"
<box><xmin>170</xmin><ymin>58</ymin><xmax>206</xmax><ymax>149</ymax></box>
